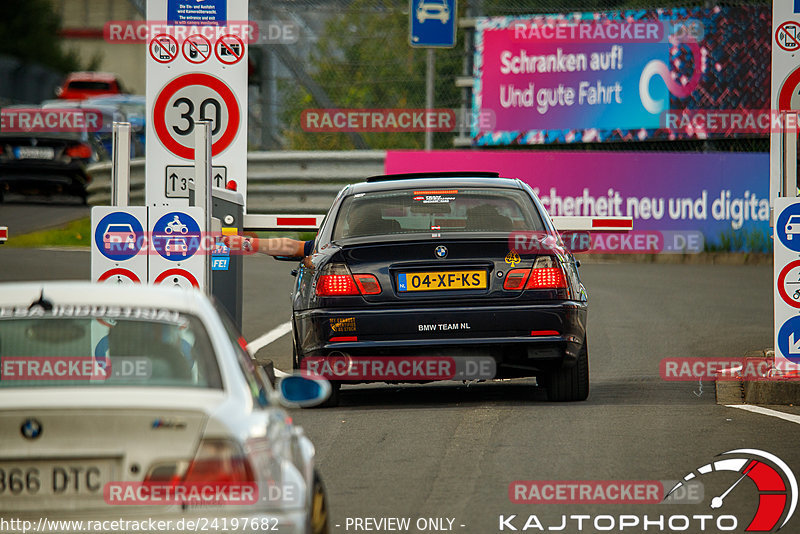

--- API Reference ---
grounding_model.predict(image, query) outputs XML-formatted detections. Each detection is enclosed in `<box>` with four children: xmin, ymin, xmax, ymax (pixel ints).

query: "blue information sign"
<box><xmin>167</xmin><ymin>0</ymin><xmax>226</xmax><ymax>25</ymax></box>
<box><xmin>151</xmin><ymin>212</ymin><xmax>202</xmax><ymax>261</ymax></box>
<box><xmin>94</xmin><ymin>212</ymin><xmax>145</xmax><ymax>261</ymax></box>
<box><xmin>775</xmin><ymin>202</ymin><xmax>800</xmax><ymax>253</ymax></box>
<box><xmin>409</xmin><ymin>0</ymin><xmax>457</xmax><ymax>48</ymax></box>
<box><xmin>778</xmin><ymin>316</ymin><xmax>800</xmax><ymax>363</ymax></box>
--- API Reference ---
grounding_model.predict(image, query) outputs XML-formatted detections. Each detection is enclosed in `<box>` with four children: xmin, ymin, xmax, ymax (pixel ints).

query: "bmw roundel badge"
<box><xmin>21</xmin><ymin>418</ymin><xmax>42</xmax><ymax>440</ymax></box>
<box><xmin>435</xmin><ymin>245</ymin><xmax>448</xmax><ymax>259</ymax></box>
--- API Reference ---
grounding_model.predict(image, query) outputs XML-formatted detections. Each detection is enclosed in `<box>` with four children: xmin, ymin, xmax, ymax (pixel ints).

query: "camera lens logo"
<box><xmin>639</xmin><ymin>40</ymin><xmax>702</xmax><ymax>114</ymax></box>
<box><xmin>665</xmin><ymin>449</ymin><xmax>797</xmax><ymax>532</ymax></box>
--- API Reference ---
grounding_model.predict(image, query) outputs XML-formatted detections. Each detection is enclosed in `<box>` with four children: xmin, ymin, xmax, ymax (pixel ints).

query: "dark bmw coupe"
<box><xmin>290</xmin><ymin>172</ymin><xmax>589</xmax><ymax>406</ymax></box>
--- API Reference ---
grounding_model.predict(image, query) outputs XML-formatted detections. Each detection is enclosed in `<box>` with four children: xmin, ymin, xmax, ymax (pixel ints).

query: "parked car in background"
<box><xmin>85</xmin><ymin>95</ymin><xmax>146</xmax><ymax>156</ymax></box>
<box><xmin>42</xmin><ymin>99</ymin><xmax>128</xmax><ymax>160</ymax></box>
<box><xmin>0</xmin><ymin>106</ymin><xmax>103</xmax><ymax>203</ymax></box>
<box><xmin>55</xmin><ymin>72</ymin><xmax>126</xmax><ymax>101</ymax></box>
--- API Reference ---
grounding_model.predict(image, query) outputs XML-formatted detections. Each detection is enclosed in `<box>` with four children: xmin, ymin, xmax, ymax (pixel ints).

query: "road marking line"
<box><xmin>727</xmin><ymin>404</ymin><xmax>800</xmax><ymax>425</ymax></box>
<box><xmin>247</xmin><ymin>320</ymin><xmax>292</xmax><ymax>355</ymax></box>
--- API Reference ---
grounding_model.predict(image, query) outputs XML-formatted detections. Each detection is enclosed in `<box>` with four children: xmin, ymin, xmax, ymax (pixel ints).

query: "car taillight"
<box><xmin>503</xmin><ymin>268</ymin><xmax>530</xmax><ymax>290</ymax></box>
<box><xmin>353</xmin><ymin>274</ymin><xmax>381</xmax><ymax>295</ymax></box>
<box><xmin>316</xmin><ymin>264</ymin><xmax>380</xmax><ymax>296</ymax></box>
<box><xmin>317</xmin><ymin>274</ymin><xmax>359</xmax><ymax>296</ymax></box>
<box><xmin>526</xmin><ymin>256</ymin><xmax>567</xmax><ymax>289</ymax></box>
<box><xmin>143</xmin><ymin>439</ymin><xmax>254</xmax><ymax>485</ymax></box>
<box><xmin>65</xmin><ymin>143</ymin><xmax>92</xmax><ymax>159</ymax></box>
<box><xmin>182</xmin><ymin>439</ymin><xmax>255</xmax><ymax>484</ymax></box>
<box><xmin>503</xmin><ymin>257</ymin><xmax>567</xmax><ymax>291</ymax></box>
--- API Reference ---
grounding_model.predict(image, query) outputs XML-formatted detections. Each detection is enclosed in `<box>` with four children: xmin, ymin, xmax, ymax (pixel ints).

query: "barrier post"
<box><xmin>194</xmin><ymin>120</ymin><xmax>213</xmax><ymax>295</ymax></box>
<box><xmin>111</xmin><ymin>122</ymin><xmax>131</xmax><ymax>207</ymax></box>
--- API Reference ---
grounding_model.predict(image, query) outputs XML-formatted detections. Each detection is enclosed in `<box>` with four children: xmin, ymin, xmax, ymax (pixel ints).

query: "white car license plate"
<box><xmin>14</xmin><ymin>146</ymin><xmax>55</xmax><ymax>160</ymax></box>
<box><xmin>0</xmin><ymin>459</ymin><xmax>116</xmax><ymax>499</ymax></box>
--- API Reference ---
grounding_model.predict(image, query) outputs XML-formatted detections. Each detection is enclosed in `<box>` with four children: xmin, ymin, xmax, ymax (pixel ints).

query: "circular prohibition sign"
<box><xmin>97</xmin><ymin>268</ymin><xmax>142</xmax><ymax>284</ymax></box>
<box><xmin>153</xmin><ymin>73</ymin><xmax>240</xmax><ymax>160</ymax></box>
<box><xmin>778</xmin><ymin>67</ymin><xmax>800</xmax><ymax>112</ymax></box>
<box><xmin>153</xmin><ymin>268</ymin><xmax>200</xmax><ymax>288</ymax></box>
<box><xmin>777</xmin><ymin>259</ymin><xmax>800</xmax><ymax>309</ymax></box>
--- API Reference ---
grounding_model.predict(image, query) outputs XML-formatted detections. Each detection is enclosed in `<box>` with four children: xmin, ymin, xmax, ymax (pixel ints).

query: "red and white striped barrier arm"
<box><xmin>0</xmin><ymin>226</ymin><xmax>7</xmax><ymax>244</ymax></box>
<box><xmin>550</xmin><ymin>216</ymin><xmax>633</xmax><ymax>232</ymax></box>
<box><xmin>243</xmin><ymin>214</ymin><xmax>324</xmax><ymax>232</ymax></box>
<box><xmin>241</xmin><ymin>215</ymin><xmax>631</xmax><ymax>233</ymax></box>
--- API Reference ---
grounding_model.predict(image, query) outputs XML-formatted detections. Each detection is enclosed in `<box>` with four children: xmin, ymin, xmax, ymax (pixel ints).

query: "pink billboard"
<box><xmin>384</xmin><ymin>150</ymin><xmax>770</xmax><ymax>251</ymax></box>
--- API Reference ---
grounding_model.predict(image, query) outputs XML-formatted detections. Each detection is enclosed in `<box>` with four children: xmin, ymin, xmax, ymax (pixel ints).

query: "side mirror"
<box><xmin>278</xmin><ymin>374</ymin><xmax>331</xmax><ymax>408</ymax></box>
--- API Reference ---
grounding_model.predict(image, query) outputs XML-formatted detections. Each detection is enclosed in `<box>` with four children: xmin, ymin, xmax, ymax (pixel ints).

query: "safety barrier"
<box><xmin>86</xmin><ymin>150</ymin><xmax>387</xmax><ymax>213</ymax></box>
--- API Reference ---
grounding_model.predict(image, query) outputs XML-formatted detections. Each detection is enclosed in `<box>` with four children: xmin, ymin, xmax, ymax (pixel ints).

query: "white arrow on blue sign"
<box><xmin>409</xmin><ymin>0</ymin><xmax>457</xmax><ymax>48</ymax></box>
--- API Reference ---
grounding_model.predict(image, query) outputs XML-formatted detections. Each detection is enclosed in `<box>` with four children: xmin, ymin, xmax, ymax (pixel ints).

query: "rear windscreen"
<box><xmin>0</xmin><ymin>310</ymin><xmax>221</xmax><ymax>389</ymax></box>
<box><xmin>332</xmin><ymin>187</ymin><xmax>544</xmax><ymax>240</ymax></box>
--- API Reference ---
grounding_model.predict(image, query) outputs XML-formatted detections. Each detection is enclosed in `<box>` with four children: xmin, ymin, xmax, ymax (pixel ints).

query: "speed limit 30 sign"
<box><xmin>145</xmin><ymin>0</ymin><xmax>248</xmax><ymax>208</ymax></box>
<box><xmin>153</xmin><ymin>73</ymin><xmax>240</xmax><ymax>160</ymax></box>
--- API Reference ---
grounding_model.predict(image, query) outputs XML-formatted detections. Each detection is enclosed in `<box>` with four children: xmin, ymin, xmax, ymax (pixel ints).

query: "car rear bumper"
<box><xmin>294</xmin><ymin>301</ymin><xmax>587</xmax><ymax>379</ymax></box>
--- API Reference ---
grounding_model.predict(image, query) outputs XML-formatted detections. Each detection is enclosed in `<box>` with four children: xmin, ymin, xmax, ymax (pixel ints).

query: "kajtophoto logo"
<box><xmin>665</xmin><ymin>449</ymin><xmax>797</xmax><ymax>532</ymax></box>
<box><xmin>499</xmin><ymin>449</ymin><xmax>796</xmax><ymax>532</ymax></box>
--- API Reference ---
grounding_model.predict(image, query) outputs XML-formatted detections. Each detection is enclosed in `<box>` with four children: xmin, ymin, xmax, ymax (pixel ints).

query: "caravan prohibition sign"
<box><xmin>153</xmin><ymin>72</ymin><xmax>241</xmax><ymax>160</ymax></box>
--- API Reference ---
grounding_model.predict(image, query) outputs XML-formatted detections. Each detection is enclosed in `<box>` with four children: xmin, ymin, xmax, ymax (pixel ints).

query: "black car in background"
<box><xmin>290</xmin><ymin>172</ymin><xmax>589</xmax><ymax>406</ymax></box>
<box><xmin>0</xmin><ymin>130</ymin><xmax>97</xmax><ymax>203</ymax></box>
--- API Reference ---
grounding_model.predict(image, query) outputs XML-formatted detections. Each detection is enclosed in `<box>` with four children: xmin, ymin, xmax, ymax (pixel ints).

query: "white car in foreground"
<box><xmin>0</xmin><ymin>282</ymin><xmax>330</xmax><ymax>534</ymax></box>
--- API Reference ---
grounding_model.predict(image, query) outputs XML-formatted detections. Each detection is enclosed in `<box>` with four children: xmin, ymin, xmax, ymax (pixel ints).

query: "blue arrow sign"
<box><xmin>410</xmin><ymin>0</ymin><xmax>457</xmax><ymax>48</ymax></box>
<box><xmin>778</xmin><ymin>316</ymin><xmax>800</xmax><ymax>363</ymax></box>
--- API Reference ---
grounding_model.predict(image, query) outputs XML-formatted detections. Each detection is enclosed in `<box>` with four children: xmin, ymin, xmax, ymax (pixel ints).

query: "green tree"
<box><xmin>0</xmin><ymin>0</ymin><xmax>82</xmax><ymax>73</ymax></box>
<box><xmin>280</xmin><ymin>0</ymin><xmax>465</xmax><ymax>149</ymax></box>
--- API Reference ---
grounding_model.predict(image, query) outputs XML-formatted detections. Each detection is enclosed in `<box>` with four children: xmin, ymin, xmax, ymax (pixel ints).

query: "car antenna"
<box><xmin>28</xmin><ymin>290</ymin><xmax>54</xmax><ymax>312</ymax></box>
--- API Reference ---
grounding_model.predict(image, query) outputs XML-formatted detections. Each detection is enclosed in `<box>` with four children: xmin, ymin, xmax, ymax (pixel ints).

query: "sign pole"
<box><xmin>195</xmin><ymin>120</ymin><xmax>213</xmax><ymax>296</ymax></box>
<box><xmin>772</xmin><ymin>1</ymin><xmax>800</xmax><ymax>374</ymax></box>
<box><xmin>425</xmin><ymin>48</ymin><xmax>435</xmax><ymax>151</ymax></box>
<box><xmin>111</xmin><ymin>122</ymin><xmax>131</xmax><ymax>207</ymax></box>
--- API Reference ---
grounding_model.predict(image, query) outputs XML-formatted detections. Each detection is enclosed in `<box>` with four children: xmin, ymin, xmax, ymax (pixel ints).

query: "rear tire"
<box><xmin>308</xmin><ymin>470</ymin><xmax>330</xmax><ymax>534</ymax></box>
<box><xmin>316</xmin><ymin>381</ymin><xmax>341</xmax><ymax>408</ymax></box>
<box><xmin>542</xmin><ymin>339</ymin><xmax>589</xmax><ymax>402</ymax></box>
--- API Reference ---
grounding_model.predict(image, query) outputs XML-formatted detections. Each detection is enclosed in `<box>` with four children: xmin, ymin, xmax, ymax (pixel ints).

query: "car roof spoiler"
<box><xmin>366</xmin><ymin>171</ymin><xmax>500</xmax><ymax>182</ymax></box>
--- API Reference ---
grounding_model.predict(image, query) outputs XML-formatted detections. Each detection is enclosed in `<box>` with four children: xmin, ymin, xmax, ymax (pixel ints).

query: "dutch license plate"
<box><xmin>0</xmin><ymin>460</ymin><xmax>115</xmax><ymax>498</ymax></box>
<box><xmin>14</xmin><ymin>146</ymin><xmax>55</xmax><ymax>160</ymax></box>
<box><xmin>398</xmin><ymin>270</ymin><xmax>487</xmax><ymax>292</ymax></box>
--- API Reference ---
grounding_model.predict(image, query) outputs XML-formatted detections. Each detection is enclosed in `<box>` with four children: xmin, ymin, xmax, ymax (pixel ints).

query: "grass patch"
<box><xmin>6</xmin><ymin>217</ymin><xmax>91</xmax><ymax>248</ymax></box>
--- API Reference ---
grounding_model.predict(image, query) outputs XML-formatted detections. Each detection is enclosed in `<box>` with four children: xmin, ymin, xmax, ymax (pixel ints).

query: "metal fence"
<box><xmin>250</xmin><ymin>0</ymin><xmax>771</xmax><ymax>152</ymax></box>
<box><xmin>86</xmin><ymin>150</ymin><xmax>386</xmax><ymax>212</ymax></box>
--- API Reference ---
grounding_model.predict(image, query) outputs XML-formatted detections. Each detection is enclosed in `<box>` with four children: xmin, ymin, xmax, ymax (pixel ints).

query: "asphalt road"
<box><xmin>1</xmin><ymin>249</ymin><xmax>798</xmax><ymax>533</ymax></box>
<box><xmin>0</xmin><ymin>196</ymin><xmax>89</xmax><ymax>236</ymax></box>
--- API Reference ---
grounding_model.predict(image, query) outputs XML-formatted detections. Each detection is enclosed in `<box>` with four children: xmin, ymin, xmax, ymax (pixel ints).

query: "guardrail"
<box><xmin>86</xmin><ymin>150</ymin><xmax>387</xmax><ymax>213</ymax></box>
